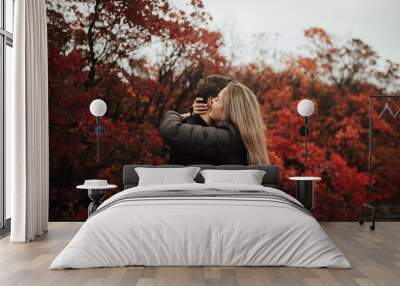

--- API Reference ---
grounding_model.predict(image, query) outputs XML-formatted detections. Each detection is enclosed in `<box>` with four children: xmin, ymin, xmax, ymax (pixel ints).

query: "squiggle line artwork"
<box><xmin>378</xmin><ymin>102</ymin><xmax>400</xmax><ymax>119</ymax></box>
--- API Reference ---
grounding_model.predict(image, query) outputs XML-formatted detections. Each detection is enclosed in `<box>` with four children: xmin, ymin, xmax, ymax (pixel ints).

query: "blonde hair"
<box><xmin>222</xmin><ymin>81</ymin><xmax>270</xmax><ymax>165</ymax></box>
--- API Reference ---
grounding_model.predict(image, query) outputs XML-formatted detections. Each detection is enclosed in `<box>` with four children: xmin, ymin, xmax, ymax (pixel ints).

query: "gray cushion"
<box><xmin>123</xmin><ymin>164</ymin><xmax>280</xmax><ymax>189</ymax></box>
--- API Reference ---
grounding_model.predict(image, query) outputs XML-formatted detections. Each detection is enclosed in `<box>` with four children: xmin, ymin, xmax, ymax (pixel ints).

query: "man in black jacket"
<box><xmin>167</xmin><ymin>75</ymin><xmax>234</xmax><ymax>165</ymax></box>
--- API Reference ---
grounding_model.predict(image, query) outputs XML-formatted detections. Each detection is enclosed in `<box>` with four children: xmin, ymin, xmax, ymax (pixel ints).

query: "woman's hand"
<box><xmin>179</xmin><ymin>112</ymin><xmax>191</xmax><ymax>120</ymax></box>
<box><xmin>192</xmin><ymin>97</ymin><xmax>208</xmax><ymax>115</ymax></box>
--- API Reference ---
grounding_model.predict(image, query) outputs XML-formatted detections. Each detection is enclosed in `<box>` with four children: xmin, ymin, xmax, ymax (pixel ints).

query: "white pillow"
<box><xmin>200</xmin><ymin>169</ymin><xmax>266</xmax><ymax>185</ymax></box>
<box><xmin>135</xmin><ymin>167</ymin><xmax>201</xmax><ymax>186</ymax></box>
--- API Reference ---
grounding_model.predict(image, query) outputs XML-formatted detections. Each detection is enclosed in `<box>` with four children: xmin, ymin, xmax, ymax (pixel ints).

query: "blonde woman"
<box><xmin>159</xmin><ymin>81</ymin><xmax>270</xmax><ymax>165</ymax></box>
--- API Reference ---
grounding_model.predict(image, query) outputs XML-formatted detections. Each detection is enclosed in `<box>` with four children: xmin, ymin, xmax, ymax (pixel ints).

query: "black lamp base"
<box><xmin>87</xmin><ymin>189</ymin><xmax>106</xmax><ymax>216</ymax></box>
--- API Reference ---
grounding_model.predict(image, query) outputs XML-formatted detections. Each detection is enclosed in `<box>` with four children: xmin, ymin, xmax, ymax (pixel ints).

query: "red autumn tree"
<box><xmin>47</xmin><ymin>0</ymin><xmax>226</xmax><ymax>220</ymax></box>
<box><xmin>47</xmin><ymin>1</ymin><xmax>400</xmax><ymax>221</ymax></box>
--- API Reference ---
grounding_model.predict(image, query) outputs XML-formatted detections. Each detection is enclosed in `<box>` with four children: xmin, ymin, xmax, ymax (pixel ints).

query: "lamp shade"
<box><xmin>297</xmin><ymin>99</ymin><xmax>315</xmax><ymax>117</ymax></box>
<box><xmin>90</xmin><ymin>99</ymin><xmax>107</xmax><ymax>117</ymax></box>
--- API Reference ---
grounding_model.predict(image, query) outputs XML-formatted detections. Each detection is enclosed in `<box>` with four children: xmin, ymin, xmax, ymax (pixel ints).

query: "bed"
<box><xmin>50</xmin><ymin>164</ymin><xmax>351</xmax><ymax>269</ymax></box>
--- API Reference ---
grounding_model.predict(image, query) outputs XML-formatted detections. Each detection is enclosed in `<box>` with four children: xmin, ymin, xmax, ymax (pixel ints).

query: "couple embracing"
<box><xmin>159</xmin><ymin>75</ymin><xmax>270</xmax><ymax>166</ymax></box>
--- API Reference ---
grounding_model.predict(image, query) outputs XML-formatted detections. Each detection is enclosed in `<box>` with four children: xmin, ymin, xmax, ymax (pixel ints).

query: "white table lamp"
<box><xmin>297</xmin><ymin>99</ymin><xmax>315</xmax><ymax>117</ymax></box>
<box><xmin>89</xmin><ymin>99</ymin><xmax>107</xmax><ymax>162</ymax></box>
<box><xmin>297</xmin><ymin>99</ymin><xmax>315</xmax><ymax>171</ymax></box>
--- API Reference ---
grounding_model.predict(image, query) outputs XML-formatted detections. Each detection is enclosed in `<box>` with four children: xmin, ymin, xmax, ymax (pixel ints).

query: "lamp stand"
<box><xmin>304</xmin><ymin>116</ymin><xmax>308</xmax><ymax>171</ymax></box>
<box><xmin>94</xmin><ymin>117</ymin><xmax>105</xmax><ymax>162</ymax></box>
<box><xmin>95</xmin><ymin>117</ymin><xmax>100</xmax><ymax>162</ymax></box>
<box><xmin>299</xmin><ymin>116</ymin><xmax>309</xmax><ymax>174</ymax></box>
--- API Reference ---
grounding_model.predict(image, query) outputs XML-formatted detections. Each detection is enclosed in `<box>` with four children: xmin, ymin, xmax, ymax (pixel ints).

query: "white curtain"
<box><xmin>8</xmin><ymin>0</ymin><xmax>49</xmax><ymax>242</ymax></box>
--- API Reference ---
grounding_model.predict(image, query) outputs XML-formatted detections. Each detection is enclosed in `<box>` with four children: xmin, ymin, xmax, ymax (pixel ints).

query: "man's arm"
<box><xmin>159</xmin><ymin>111</ymin><xmax>235</xmax><ymax>158</ymax></box>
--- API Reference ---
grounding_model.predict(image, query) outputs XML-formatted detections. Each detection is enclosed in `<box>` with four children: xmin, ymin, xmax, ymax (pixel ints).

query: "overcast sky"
<box><xmin>175</xmin><ymin>0</ymin><xmax>400</xmax><ymax>65</ymax></box>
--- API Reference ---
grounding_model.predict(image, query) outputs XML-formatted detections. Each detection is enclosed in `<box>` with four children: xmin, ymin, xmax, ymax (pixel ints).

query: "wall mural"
<box><xmin>368</xmin><ymin>96</ymin><xmax>400</xmax><ymax>220</ymax></box>
<box><xmin>47</xmin><ymin>0</ymin><xmax>400</xmax><ymax>221</ymax></box>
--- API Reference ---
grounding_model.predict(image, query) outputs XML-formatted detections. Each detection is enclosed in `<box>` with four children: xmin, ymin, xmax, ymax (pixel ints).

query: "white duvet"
<box><xmin>50</xmin><ymin>183</ymin><xmax>351</xmax><ymax>269</ymax></box>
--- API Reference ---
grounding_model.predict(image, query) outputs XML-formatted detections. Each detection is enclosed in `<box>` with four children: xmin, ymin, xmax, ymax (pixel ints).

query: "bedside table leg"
<box><xmin>296</xmin><ymin>180</ymin><xmax>314</xmax><ymax>210</ymax></box>
<box><xmin>87</xmin><ymin>189</ymin><xmax>106</xmax><ymax>216</ymax></box>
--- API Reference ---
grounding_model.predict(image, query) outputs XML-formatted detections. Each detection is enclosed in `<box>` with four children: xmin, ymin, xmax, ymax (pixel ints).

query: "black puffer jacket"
<box><xmin>159</xmin><ymin>111</ymin><xmax>248</xmax><ymax>165</ymax></box>
<box><xmin>167</xmin><ymin>115</ymin><xmax>218</xmax><ymax>165</ymax></box>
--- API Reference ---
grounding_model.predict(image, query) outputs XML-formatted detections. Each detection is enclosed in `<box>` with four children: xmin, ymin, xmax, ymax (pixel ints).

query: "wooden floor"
<box><xmin>0</xmin><ymin>222</ymin><xmax>399</xmax><ymax>286</ymax></box>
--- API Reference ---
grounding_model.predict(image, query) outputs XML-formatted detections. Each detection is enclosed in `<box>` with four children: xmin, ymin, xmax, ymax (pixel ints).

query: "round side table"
<box><xmin>77</xmin><ymin>183</ymin><xmax>117</xmax><ymax>216</ymax></box>
<box><xmin>289</xmin><ymin>176</ymin><xmax>321</xmax><ymax>210</ymax></box>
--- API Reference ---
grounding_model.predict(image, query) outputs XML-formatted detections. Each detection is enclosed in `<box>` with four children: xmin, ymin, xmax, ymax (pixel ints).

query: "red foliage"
<box><xmin>47</xmin><ymin>1</ymin><xmax>400</xmax><ymax>221</ymax></box>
